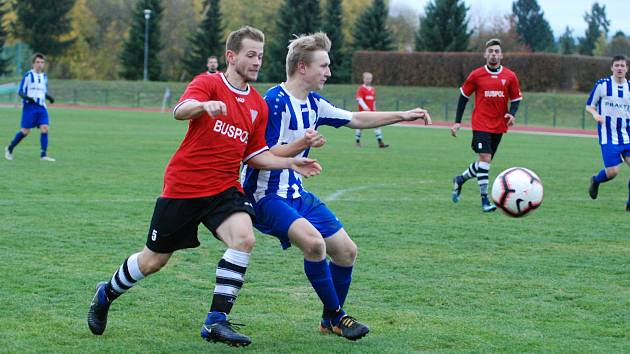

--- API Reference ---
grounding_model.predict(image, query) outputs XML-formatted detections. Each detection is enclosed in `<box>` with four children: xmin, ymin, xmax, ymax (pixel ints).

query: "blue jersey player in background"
<box><xmin>5</xmin><ymin>53</ymin><xmax>56</xmax><ymax>162</ymax></box>
<box><xmin>242</xmin><ymin>33</ymin><xmax>431</xmax><ymax>341</ymax></box>
<box><xmin>586</xmin><ymin>55</ymin><xmax>630</xmax><ymax>211</ymax></box>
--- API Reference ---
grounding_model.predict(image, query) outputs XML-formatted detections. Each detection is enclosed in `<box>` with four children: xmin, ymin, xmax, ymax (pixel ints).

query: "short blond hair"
<box><xmin>226</xmin><ymin>26</ymin><xmax>264</xmax><ymax>53</ymax></box>
<box><xmin>286</xmin><ymin>32</ymin><xmax>331</xmax><ymax>77</ymax></box>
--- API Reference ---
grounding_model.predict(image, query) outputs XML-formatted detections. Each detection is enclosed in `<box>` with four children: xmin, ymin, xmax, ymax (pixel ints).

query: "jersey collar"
<box><xmin>484</xmin><ymin>65</ymin><xmax>503</xmax><ymax>75</ymax></box>
<box><xmin>610</xmin><ymin>75</ymin><xmax>628</xmax><ymax>85</ymax></box>
<box><xmin>220</xmin><ymin>72</ymin><xmax>250</xmax><ymax>95</ymax></box>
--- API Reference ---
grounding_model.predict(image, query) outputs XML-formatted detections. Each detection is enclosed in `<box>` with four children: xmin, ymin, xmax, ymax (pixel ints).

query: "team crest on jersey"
<box><xmin>501</xmin><ymin>79</ymin><xmax>506</xmax><ymax>86</ymax></box>
<box><xmin>250</xmin><ymin>109</ymin><xmax>258</xmax><ymax>123</ymax></box>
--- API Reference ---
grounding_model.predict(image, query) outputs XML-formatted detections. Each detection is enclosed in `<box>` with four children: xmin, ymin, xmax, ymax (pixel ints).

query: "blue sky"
<box><xmin>390</xmin><ymin>0</ymin><xmax>630</xmax><ymax>37</ymax></box>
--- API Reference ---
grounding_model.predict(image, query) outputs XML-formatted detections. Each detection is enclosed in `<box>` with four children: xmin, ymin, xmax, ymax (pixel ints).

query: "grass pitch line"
<box><xmin>324</xmin><ymin>185</ymin><xmax>376</xmax><ymax>201</ymax></box>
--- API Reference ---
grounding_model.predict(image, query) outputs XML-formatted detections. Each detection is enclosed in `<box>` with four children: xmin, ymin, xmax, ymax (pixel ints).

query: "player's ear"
<box><xmin>298</xmin><ymin>61</ymin><xmax>306</xmax><ymax>74</ymax></box>
<box><xmin>225</xmin><ymin>50</ymin><xmax>235</xmax><ymax>65</ymax></box>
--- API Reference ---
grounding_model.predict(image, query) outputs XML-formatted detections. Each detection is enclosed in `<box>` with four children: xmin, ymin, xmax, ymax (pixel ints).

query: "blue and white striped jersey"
<box><xmin>18</xmin><ymin>70</ymin><xmax>48</xmax><ymax>107</ymax></box>
<box><xmin>242</xmin><ymin>83</ymin><xmax>352</xmax><ymax>201</ymax></box>
<box><xmin>586</xmin><ymin>76</ymin><xmax>630</xmax><ymax>145</ymax></box>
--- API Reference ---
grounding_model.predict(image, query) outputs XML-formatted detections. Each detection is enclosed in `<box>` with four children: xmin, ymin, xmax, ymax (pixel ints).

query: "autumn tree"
<box><xmin>0</xmin><ymin>0</ymin><xmax>10</xmax><ymax>76</ymax></box>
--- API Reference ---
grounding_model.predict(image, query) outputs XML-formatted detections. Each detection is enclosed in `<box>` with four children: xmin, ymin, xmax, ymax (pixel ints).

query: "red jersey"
<box><xmin>461</xmin><ymin>66</ymin><xmax>522</xmax><ymax>133</ymax></box>
<box><xmin>163</xmin><ymin>72</ymin><xmax>269</xmax><ymax>198</ymax></box>
<box><xmin>356</xmin><ymin>85</ymin><xmax>376</xmax><ymax>111</ymax></box>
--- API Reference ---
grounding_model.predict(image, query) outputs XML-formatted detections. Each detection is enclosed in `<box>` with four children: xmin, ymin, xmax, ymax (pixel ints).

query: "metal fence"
<box><xmin>0</xmin><ymin>85</ymin><xmax>596</xmax><ymax>131</ymax></box>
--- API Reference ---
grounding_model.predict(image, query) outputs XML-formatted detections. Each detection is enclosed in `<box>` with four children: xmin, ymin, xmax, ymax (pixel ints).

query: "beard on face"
<box><xmin>236</xmin><ymin>65</ymin><xmax>258</xmax><ymax>83</ymax></box>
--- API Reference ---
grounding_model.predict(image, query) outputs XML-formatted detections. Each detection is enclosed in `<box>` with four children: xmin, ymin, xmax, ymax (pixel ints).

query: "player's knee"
<box><xmin>606</xmin><ymin>167</ymin><xmax>619</xmax><ymax>179</ymax></box>
<box><xmin>21</xmin><ymin>129</ymin><xmax>30</xmax><ymax>136</ymax></box>
<box><xmin>337</xmin><ymin>240</ymin><xmax>357</xmax><ymax>264</ymax></box>
<box><xmin>302</xmin><ymin>237</ymin><xmax>326</xmax><ymax>259</ymax></box>
<box><xmin>229</xmin><ymin>232</ymin><xmax>256</xmax><ymax>253</ymax></box>
<box><xmin>140</xmin><ymin>255</ymin><xmax>169</xmax><ymax>275</ymax></box>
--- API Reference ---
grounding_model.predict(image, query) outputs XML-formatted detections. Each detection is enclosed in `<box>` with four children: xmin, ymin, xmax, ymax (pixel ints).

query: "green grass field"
<box><xmin>0</xmin><ymin>107</ymin><xmax>628</xmax><ymax>353</ymax></box>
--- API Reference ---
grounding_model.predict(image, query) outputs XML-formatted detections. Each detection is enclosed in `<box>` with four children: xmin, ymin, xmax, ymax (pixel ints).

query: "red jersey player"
<box><xmin>354</xmin><ymin>72</ymin><xmax>389</xmax><ymax>148</ymax></box>
<box><xmin>87</xmin><ymin>26</ymin><xmax>321</xmax><ymax>348</ymax></box>
<box><xmin>450</xmin><ymin>38</ymin><xmax>523</xmax><ymax>212</ymax></box>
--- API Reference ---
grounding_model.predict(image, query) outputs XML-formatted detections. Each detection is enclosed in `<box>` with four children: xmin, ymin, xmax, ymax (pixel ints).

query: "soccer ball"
<box><xmin>491</xmin><ymin>167</ymin><xmax>543</xmax><ymax>217</ymax></box>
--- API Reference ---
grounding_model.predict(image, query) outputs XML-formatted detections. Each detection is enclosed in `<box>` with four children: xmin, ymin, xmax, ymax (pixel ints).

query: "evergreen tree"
<box><xmin>512</xmin><ymin>0</ymin><xmax>555</xmax><ymax>52</ymax></box>
<box><xmin>415</xmin><ymin>0</ymin><xmax>471</xmax><ymax>52</ymax></box>
<box><xmin>120</xmin><ymin>0</ymin><xmax>164</xmax><ymax>80</ymax></box>
<box><xmin>266</xmin><ymin>0</ymin><xmax>321</xmax><ymax>82</ymax></box>
<box><xmin>323</xmin><ymin>0</ymin><xmax>349</xmax><ymax>83</ymax></box>
<box><xmin>352</xmin><ymin>0</ymin><xmax>394</xmax><ymax>51</ymax></box>
<box><xmin>578</xmin><ymin>2</ymin><xmax>610</xmax><ymax>56</ymax></box>
<box><xmin>558</xmin><ymin>26</ymin><xmax>576</xmax><ymax>55</ymax></box>
<box><xmin>12</xmin><ymin>0</ymin><xmax>76</xmax><ymax>56</ymax></box>
<box><xmin>0</xmin><ymin>0</ymin><xmax>10</xmax><ymax>76</ymax></box>
<box><xmin>183</xmin><ymin>0</ymin><xmax>224</xmax><ymax>78</ymax></box>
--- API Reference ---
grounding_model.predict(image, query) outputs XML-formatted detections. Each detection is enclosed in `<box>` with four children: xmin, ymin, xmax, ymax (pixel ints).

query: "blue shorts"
<box><xmin>21</xmin><ymin>103</ymin><xmax>49</xmax><ymax>129</ymax></box>
<box><xmin>252</xmin><ymin>192</ymin><xmax>343</xmax><ymax>249</ymax></box>
<box><xmin>600</xmin><ymin>143</ymin><xmax>630</xmax><ymax>168</ymax></box>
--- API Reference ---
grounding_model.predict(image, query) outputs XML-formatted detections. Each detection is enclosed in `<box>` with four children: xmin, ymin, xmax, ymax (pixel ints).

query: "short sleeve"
<box><xmin>460</xmin><ymin>72</ymin><xmax>476</xmax><ymax>98</ymax></box>
<box><xmin>179</xmin><ymin>75</ymin><xmax>213</xmax><ymax>104</ymax></box>
<box><xmin>355</xmin><ymin>86</ymin><xmax>364</xmax><ymax>99</ymax></box>
<box><xmin>586</xmin><ymin>82</ymin><xmax>602</xmax><ymax>107</ymax></box>
<box><xmin>314</xmin><ymin>94</ymin><xmax>352</xmax><ymax>128</ymax></box>
<box><xmin>508</xmin><ymin>73</ymin><xmax>523</xmax><ymax>102</ymax></box>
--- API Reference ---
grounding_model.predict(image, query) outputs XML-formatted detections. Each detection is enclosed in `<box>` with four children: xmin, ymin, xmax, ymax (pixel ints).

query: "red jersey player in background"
<box><xmin>87</xmin><ymin>26</ymin><xmax>321</xmax><ymax>348</ymax></box>
<box><xmin>354</xmin><ymin>72</ymin><xmax>389</xmax><ymax>148</ymax></box>
<box><xmin>450</xmin><ymin>38</ymin><xmax>523</xmax><ymax>212</ymax></box>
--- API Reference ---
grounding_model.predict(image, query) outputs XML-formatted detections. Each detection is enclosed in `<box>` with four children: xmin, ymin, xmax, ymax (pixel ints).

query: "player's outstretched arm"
<box><xmin>173</xmin><ymin>100</ymin><xmax>227</xmax><ymax>120</ymax></box>
<box><xmin>346</xmin><ymin>108</ymin><xmax>431</xmax><ymax>129</ymax></box>
<box><xmin>269</xmin><ymin>128</ymin><xmax>326</xmax><ymax>157</ymax></box>
<box><xmin>246</xmin><ymin>151</ymin><xmax>322</xmax><ymax>177</ymax></box>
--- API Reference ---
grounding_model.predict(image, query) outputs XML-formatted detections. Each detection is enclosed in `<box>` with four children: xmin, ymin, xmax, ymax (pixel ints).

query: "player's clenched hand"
<box><xmin>291</xmin><ymin>157</ymin><xmax>322</xmax><ymax>178</ymax></box>
<box><xmin>592</xmin><ymin>113</ymin><xmax>604</xmax><ymax>124</ymax></box>
<box><xmin>504</xmin><ymin>113</ymin><xmax>515</xmax><ymax>127</ymax></box>
<box><xmin>202</xmin><ymin>101</ymin><xmax>227</xmax><ymax>118</ymax></box>
<box><xmin>304</xmin><ymin>128</ymin><xmax>326</xmax><ymax>148</ymax></box>
<box><xmin>402</xmin><ymin>108</ymin><xmax>432</xmax><ymax>125</ymax></box>
<box><xmin>450</xmin><ymin>123</ymin><xmax>461</xmax><ymax>137</ymax></box>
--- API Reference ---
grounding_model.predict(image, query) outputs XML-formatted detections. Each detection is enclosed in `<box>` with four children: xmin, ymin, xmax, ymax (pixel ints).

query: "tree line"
<box><xmin>0</xmin><ymin>0</ymin><xmax>628</xmax><ymax>82</ymax></box>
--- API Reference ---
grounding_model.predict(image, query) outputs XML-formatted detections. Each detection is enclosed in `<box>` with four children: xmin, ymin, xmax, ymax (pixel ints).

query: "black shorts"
<box><xmin>145</xmin><ymin>187</ymin><xmax>255</xmax><ymax>253</ymax></box>
<box><xmin>471</xmin><ymin>130</ymin><xmax>503</xmax><ymax>156</ymax></box>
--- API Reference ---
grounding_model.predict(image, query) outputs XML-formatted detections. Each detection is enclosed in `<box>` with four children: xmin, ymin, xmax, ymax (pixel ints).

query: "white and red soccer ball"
<box><xmin>491</xmin><ymin>167</ymin><xmax>544</xmax><ymax>217</ymax></box>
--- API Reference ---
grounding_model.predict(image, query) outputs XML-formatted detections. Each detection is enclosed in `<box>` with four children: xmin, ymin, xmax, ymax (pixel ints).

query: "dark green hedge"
<box><xmin>352</xmin><ymin>51</ymin><xmax>611</xmax><ymax>92</ymax></box>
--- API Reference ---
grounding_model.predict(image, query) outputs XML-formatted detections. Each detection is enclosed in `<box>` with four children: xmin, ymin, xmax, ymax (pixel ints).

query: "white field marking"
<box><xmin>394</xmin><ymin>123</ymin><xmax>597</xmax><ymax>139</ymax></box>
<box><xmin>323</xmin><ymin>181</ymin><xmax>432</xmax><ymax>202</ymax></box>
<box><xmin>324</xmin><ymin>185</ymin><xmax>374</xmax><ymax>201</ymax></box>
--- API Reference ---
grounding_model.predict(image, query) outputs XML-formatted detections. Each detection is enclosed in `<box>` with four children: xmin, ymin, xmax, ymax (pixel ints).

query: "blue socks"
<box><xmin>8</xmin><ymin>131</ymin><xmax>25</xmax><ymax>151</ymax></box>
<box><xmin>7</xmin><ymin>131</ymin><xmax>49</xmax><ymax>157</ymax></box>
<box><xmin>40</xmin><ymin>132</ymin><xmax>48</xmax><ymax>157</ymax></box>
<box><xmin>205</xmin><ymin>311</ymin><xmax>227</xmax><ymax>325</ymax></box>
<box><xmin>329</xmin><ymin>262</ymin><xmax>353</xmax><ymax>308</ymax></box>
<box><xmin>304</xmin><ymin>259</ymin><xmax>343</xmax><ymax>321</ymax></box>
<box><xmin>594</xmin><ymin>169</ymin><xmax>611</xmax><ymax>183</ymax></box>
